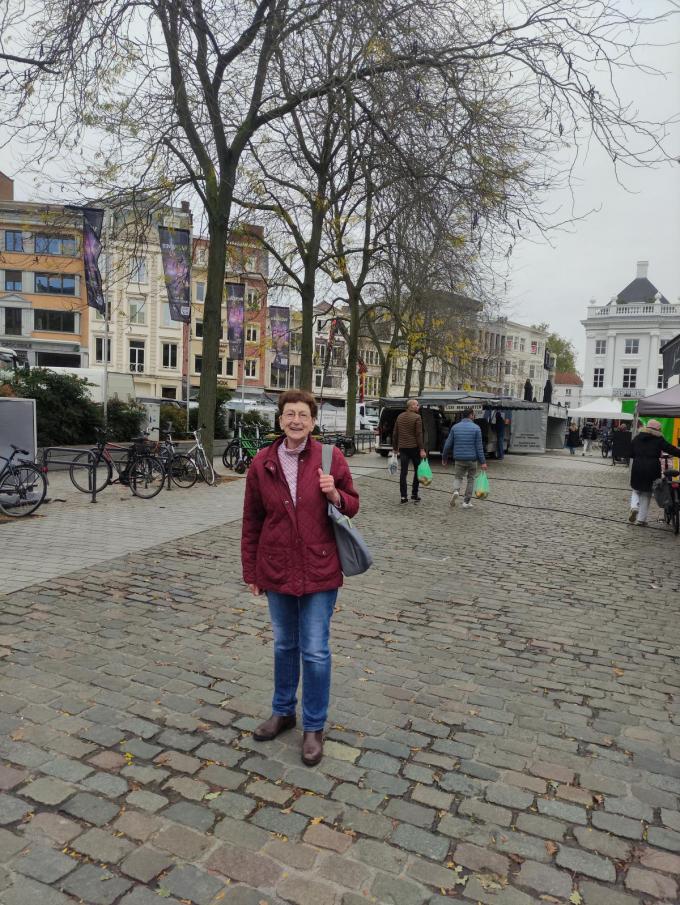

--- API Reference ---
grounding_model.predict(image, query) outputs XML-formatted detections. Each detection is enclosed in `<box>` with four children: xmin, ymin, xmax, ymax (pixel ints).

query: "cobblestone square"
<box><xmin>1</xmin><ymin>452</ymin><xmax>679</xmax><ymax>904</ymax></box>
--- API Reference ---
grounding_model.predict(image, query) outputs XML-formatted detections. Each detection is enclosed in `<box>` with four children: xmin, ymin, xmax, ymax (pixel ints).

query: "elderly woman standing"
<box><xmin>241</xmin><ymin>390</ymin><xmax>359</xmax><ymax>766</ymax></box>
<box><xmin>629</xmin><ymin>419</ymin><xmax>680</xmax><ymax>526</ymax></box>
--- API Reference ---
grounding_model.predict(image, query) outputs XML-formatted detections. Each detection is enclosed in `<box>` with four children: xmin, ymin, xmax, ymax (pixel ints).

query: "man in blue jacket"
<box><xmin>442</xmin><ymin>408</ymin><xmax>488</xmax><ymax>508</ymax></box>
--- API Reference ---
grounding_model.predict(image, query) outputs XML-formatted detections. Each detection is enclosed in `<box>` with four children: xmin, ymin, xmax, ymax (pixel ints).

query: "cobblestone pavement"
<box><xmin>1</xmin><ymin>451</ymin><xmax>680</xmax><ymax>905</ymax></box>
<box><xmin>0</xmin><ymin>463</ymin><xmax>242</xmax><ymax>594</ymax></box>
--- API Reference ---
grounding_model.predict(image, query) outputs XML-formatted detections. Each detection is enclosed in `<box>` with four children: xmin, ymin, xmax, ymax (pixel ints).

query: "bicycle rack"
<box><xmin>41</xmin><ymin>447</ymin><xmax>101</xmax><ymax>503</ymax></box>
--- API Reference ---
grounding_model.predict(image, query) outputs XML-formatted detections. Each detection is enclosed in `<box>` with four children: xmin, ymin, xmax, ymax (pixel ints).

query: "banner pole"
<box><xmin>103</xmin><ymin>300</ymin><xmax>109</xmax><ymax>426</ymax></box>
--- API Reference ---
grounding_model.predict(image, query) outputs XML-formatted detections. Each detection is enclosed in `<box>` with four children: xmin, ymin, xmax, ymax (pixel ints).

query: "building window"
<box><xmin>162</xmin><ymin>343</ymin><xmax>178</xmax><ymax>369</ymax></box>
<box><xmin>161</xmin><ymin>303</ymin><xmax>173</xmax><ymax>327</ymax></box>
<box><xmin>289</xmin><ymin>365</ymin><xmax>301</xmax><ymax>387</ymax></box>
<box><xmin>129</xmin><ymin>298</ymin><xmax>146</xmax><ymax>325</ymax></box>
<box><xmin>5</xmin><ymin>230</ymin><xmax>23</xmax><ymax>252</ymax></box>
<box><xmin>246</xmin><ymin>325</ymin><xmax>259</xmax><ymax>343</ymax></box>
<box><xmin>565</xmin><ymin>388</ymin><xmax>572</xmax><ymax>396</ymax></box>
<box><xmin>658</xmin><ymin>369</ymin><xmax>667</xmax><ymax>390</ymax></box>
<box><xmin>595</xmin><ymin>339</ymin><xmax>606</xmax><ymax>355</ymax></box>
<box><xmin>131</xmin><ymin>257</ymin><xmax>148</xmax><ymax>283</ymax></box>
<box><xmin>519</xmin><ymin>338</ymin><xmax>526</xmax><ymax>352</ymax></box>
<box><xmin>530</xmin><ymin>341</ymin><xmax>538</xmax><ymax>354</ymax></box>
<box><xmin>35</xmin><ymin>273</ymin><xmax>76</xmax><ymax>295</ymax></box>
<box><xmin>195</xmin><ymin>321</ymin><xmax>203</xmax><ymax>338</ymax></box>
<box><xmin>513</xmin><ymin>337</ymin><xmax>519</xmax><ymax>350</ymax></box>
<box><xmin>593</xmin><ymin>367</ymin><xmax>604</xmax><ymax>388</ymax></box>
<box><xmin>505</xmin><ymin>337</ymin><xmax>513</xmax><ymax>351</ymax></box>
<box><xmin>194</xmin><ymin>355</ymin><xmax>202</xmax><ymax>374</ymax></box>
<box><xmin>624</xmin><ymin>338</ymin><xmax>639</xmax><ymax>355</ymax></box>
<box><xmin>95</xmin><ymin>337</ymin><xmax>111</xmax><ymax>363</ymax></box>
<box><xmin>195</xmin><ymin>282</ymin><xmax>205</xmax><ymax>302</ymax></box>
<box><xmin>529</xmin><ymin>365</ymin><xmax>536</xmax><ymax>379</ymax></box>
<box><xmin>504</xmin><ymin>361</ymin><xmax>511</xmax><ymax>375</ymax></box>
<box><xmin>35</xmin><ymin>234</ymin><xmax>77</xmax><ymax>256</ymax></box>
<box><xmin>246</xmin><ymin>288</ymin><xmax>259</xmax><ymax>308</ymax></box>
<box><xmin>290</xmin><ymin>332</ymin><xmax>301</xmax><ymax>353</ymax></box>
<box><xmin>4</xmin><ymin>270</ymin><xmax>22</xmax><ymax>291</ymax></box>
<box><xmin>623</xmin><ymin>367</ymin><xmax>637</xmax><ymax>389</ymax></box>
<box><xmin>225</xmin><ymin>359</ymin><xmax>235</xmax><ymax>377</ymax></box>
<box><xmin>4</xmin><ymin>307</ymin><xmax>22</xmax><ymax>336</ymax></box>
<box><xmin>314</xmin><ymin>368</ymin><xmax>323</xmax><ymax>389</ymax></box>
<box><xmin>34</xmin><ymin>309</ymin><xmax>76</xmax><ymax>332</ymax></box>
<box><xmin>245</xmin><ymin>358</ymin><xmax>258</xmax><ymax>378</ymax></box>
<box><xmin>217</xmin><ymin>357</ymin><xmax>223</xmax><ymax>374</ymax></box>
<box><xmin>161</xmin><ymin>387</ymin><xmax>177</xmax><ymax>399</ymax></box>
<box><xmin>129</xmin><ymin>341</ymin><xmax>145</xmax><ymax>372</ymax></box>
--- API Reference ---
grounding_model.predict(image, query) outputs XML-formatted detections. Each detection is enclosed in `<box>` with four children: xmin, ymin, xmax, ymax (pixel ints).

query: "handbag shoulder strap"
<box><xmin>321</xmin><ymin>442</ymin><xmax>333</xmax><ymax>475</ymax></box>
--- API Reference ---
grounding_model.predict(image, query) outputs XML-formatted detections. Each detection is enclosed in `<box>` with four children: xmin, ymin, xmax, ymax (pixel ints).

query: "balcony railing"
<box><xmin>587</xmin><ymin>303</ymin><xmax>680</xmax><ymax>318</ymax></box>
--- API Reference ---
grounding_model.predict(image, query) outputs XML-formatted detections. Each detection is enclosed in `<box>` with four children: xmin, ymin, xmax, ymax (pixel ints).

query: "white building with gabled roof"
<box><xmin>580</xmin><ymin>261</ymin><xmax>680</xmax><ymax>407</ymax></box>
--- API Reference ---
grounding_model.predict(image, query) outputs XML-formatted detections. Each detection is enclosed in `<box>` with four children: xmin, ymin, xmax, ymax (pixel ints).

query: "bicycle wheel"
<box><xmin>69</xmin><ymin>451</ymin><xmax>112</xmax><ymax>493</ymax></box>
<box><xmin>222</xmin><ymin>440</ymin><xmax>240</xmax><ymax>469</ymax></box>
<box><xmin>0</xmin><ymin>463</ymin><xmax>47</xmax><ymax>517</ymax></box>
<box><xmin>196</xmin><ymin>449</ymin><xmax>216</xmax><ymax>485</ymax></box>
<box><xmin>129</xmin><ymin>455</ymin><xmax>165</xmax><ymax>499</ymax></box>
<box><xmin>169</xmin><ymin>454</ymin><xmax>198</xmax><ymax>488</ymax></box>
<box><xmin>673</xmin><ymin>504</ymin><xmax>679</xmax><ymax>535</ymax></box>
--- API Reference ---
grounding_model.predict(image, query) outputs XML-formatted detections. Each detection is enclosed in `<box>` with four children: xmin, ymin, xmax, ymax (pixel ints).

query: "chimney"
<box><xmin>0</xmin><ymin>171</ymin><xmax>14</xmax><ymax>201</ymax></box>
<box><xmin>636</xmin><ymin>260</ymin><xmax>649</xmax><ymax>280</ymax></box>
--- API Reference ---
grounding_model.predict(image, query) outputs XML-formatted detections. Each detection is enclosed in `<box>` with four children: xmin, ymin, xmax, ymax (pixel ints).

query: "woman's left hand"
<box><xmin>318</xmin><ymin>468</ymin><xmax>341</xmax><ymax>507</ymax></box>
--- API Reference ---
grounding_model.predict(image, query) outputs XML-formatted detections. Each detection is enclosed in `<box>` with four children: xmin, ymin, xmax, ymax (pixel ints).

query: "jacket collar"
<box><xmin>263</xmin><ymin>434</ymin><xmax>318</xmax><ymax>471</ymax></box>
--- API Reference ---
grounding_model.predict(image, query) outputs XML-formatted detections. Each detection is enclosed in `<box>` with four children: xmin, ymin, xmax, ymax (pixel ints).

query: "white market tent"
<box><xmin>567</xmin><ymin>397</ymin><xmax>633</xmax><ymax>420</ymax></box>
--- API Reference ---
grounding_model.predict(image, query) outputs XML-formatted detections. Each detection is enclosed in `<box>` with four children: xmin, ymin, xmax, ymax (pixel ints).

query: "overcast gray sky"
<box><xmin>503</xmin><ymin>4</ymin><xmax>680</xmax><ymax>370</ymax></box>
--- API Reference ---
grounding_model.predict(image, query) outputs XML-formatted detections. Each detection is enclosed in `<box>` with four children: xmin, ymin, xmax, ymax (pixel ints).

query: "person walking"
<box><xmin>628</xmin><ymin>419</ymin><xmax>680</xmax><ymax>526</ymax></box>
<box><xmin>241</xmin><ymin>389</ymin><xmax>359</xmax><ymax>766</ymax></box>
<box><xmin>566</xmin><ymin>422</ymin><xmax>579</xmax><ymax>455</ymax></box>
<box><xmin>392</xmin><ymin>398</ymin><xmax>427</xmax><ymax>503</ymax></box>
<box><xmin>494</xmin><ymin>409</ymin><xmax>506</xmax><ymax>459</ymax></box>
<box><xmin>442</xmin><ymin>408</ymin><xmax>487</xmax><ymax>508</ymax></box>
<box><xmin>581</xmin><ymin>420</ymin><xmax>595</xmax><ymax>455</ymax></box>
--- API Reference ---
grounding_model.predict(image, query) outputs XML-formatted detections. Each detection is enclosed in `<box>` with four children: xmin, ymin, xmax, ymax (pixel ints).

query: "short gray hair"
<box><xmin>407</xmin><ymin>398</ymin><xmax>419</xmax><ymax>410</ymax></box>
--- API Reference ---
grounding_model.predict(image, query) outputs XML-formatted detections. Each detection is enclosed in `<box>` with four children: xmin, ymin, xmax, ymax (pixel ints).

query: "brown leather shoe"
<box><xmin>301</xmin><ymin>730</ymin><xmax>324</xmax><ymax>766</ymax></box>
<box><xmin>253</xmin><ymin>714</ymin><xmax>296</xmax><ymax>742</ymax></box>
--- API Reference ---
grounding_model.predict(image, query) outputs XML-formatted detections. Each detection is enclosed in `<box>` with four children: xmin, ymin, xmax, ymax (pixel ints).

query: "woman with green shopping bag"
<box><xmin>441</xmin><ymin>408</ymin><xmax>488</xmax><ymax>509</ymax></box>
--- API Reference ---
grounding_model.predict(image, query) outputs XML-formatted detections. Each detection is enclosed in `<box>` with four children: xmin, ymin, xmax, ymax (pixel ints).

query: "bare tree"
<box><xmin>2</xmin><ymin>0</ymin><xmax>677</xmax><ymax>448</ymax></box>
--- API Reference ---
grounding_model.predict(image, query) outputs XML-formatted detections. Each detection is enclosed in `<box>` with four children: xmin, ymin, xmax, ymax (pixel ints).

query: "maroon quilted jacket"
<box><xmin>241</xmin><ymin>436</ymin><xmax>360</xmax><ymax>596</ymax></box>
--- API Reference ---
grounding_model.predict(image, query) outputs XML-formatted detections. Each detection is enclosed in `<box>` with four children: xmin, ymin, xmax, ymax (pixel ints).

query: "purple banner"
<box><xmin>158</xmin><ymin>226</ymin><xmax>191</xmax><ymax>323</ymax></box>
<box><xmin>226</xmin><ymin>283</ymin><xmax>245</xmax><ymax>359</ymax></box>
<box><xmin>269</xmin><ymin>306</ymin><xmax>290</xmax><ymax>373</ymax></box>
<box><xmin>83</xmin><ymin>208</ymin><xmax>105</xmax><ymax>314</ymax></box>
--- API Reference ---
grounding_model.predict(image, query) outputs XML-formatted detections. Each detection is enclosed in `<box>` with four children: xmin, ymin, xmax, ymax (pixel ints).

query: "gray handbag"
<box><xmin>321</xmin><ymin>443</ymin><xmax>373</xmax><ymax>576</ymax></box>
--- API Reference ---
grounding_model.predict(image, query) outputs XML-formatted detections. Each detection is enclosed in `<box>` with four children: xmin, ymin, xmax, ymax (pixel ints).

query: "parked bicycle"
<box><xmin>222</xmin><ymin>426</ymin><xmax>272</xmax><ymax>474</ymax></box>
<box><xmin>69</xmin><ymin>429</ymin><xmax>165</xmax><ymax>499</ymax></box>
<box><xmin>154</xmin><ymin>432</ymin><xmax>198</xmax><ymax>488</ymax></box>
<box><xmin>185</xmin><ymin>428</ymin><xmax>216</xmax><ymax>485</ymax></box>
<box><xmin>0</xmin><ymin>445</ymin><xmax>47</xmax><ymax>517</ymax></box>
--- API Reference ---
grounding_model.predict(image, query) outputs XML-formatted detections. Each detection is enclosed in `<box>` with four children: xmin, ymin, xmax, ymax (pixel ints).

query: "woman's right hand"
<box><xmin>248</xmin><ymin>583</ymin><xmax>261</xmax><ymax>596</ymax></box>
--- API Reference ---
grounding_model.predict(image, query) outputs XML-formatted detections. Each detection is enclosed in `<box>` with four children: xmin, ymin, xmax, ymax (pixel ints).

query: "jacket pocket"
<box><xmin>305</xmin><ymin>542</ymin><xmax>339</xmax><ymax>584</ymax></box>
<box><xmin>256</xmin><ymin>545</ymin><xmax>286</xmax><ymax>587</ymax></box>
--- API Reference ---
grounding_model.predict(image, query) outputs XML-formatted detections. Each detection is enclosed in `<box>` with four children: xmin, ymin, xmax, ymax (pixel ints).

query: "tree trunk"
<box><xmin>299</xmin><ymin>204</ymin><xmax>325</xmax><ymax>391</ymax></box>
<box><xmin>345</xmin><ymin>291</ymin><xmax>360</xmax><ymax>436</ymax></box>
<box><xmin>197</xmin><ymin>208</ymin><xmax>229</xmax><ymax>460</ymax></box>
<box><xmin>403</xmin><ymin>346</ymin><xmax>414</xmax><ymax>397</ymax></box>
<box><xmin>418</xmin><ymin>353</ymin><xmax>428</xmax><ymax>395</ymax></box>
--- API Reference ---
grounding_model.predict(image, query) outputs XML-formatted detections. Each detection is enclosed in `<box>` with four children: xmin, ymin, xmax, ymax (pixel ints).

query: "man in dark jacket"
<box><xmin>629</xmin><ymin>419</ymin><xmax>680</xmax><ymax>526</ymax></box>
<box><xmin>581</xmin><ymin>420</ymin><xmax>595</xmax><ymax>456</ymax></box>
<box><xmin>392</xmin><ymin>399</ymin><xmax>427</xmax><ymax>503</ymax></box>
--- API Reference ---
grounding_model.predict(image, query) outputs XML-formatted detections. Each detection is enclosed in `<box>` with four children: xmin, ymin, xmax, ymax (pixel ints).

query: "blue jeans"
<box><xmin>266</xmin><ymin>590</ymin><xmax>337</xmax><ymax>731</ymax></box>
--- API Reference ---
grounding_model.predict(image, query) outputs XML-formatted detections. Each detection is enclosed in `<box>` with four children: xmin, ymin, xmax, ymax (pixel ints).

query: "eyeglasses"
<box><xmin>281</xmin><ymin>411</ymin><xmax>312</xmax><ymax>421</ymax></box>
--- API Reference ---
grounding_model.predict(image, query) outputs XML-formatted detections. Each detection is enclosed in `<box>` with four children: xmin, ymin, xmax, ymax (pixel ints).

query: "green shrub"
<box><xmin>10</xmin><ymin>368</ymin><xmax>102</xmax><ymax>446</ymax></box>
<box><xmin>160</xmin><ymin>404</ymin><xmax>189</xmax><ymax>438</ymax></box>
<box><xmin>103</xmin><ymin>399</ymin><xmax>146</xmax><ymax>441</ymax></box>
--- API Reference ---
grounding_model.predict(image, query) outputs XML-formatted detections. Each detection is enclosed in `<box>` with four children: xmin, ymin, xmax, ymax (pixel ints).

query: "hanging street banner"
<box><xmin>82</xmin><ymin>208</ymin><xmax>105</xmax><ymax>314</ymax></box>
<box><xmin>269</xmin><ymin>306</ymin><xmax>290</xmax><ymax>373</ymax></box>
<box><xmin>226</xmin><ymin>282</ymin><xmax>245</xmax><ymax>359</ymax></box>
<box><xmin>158</xmin><ymin>227</ymin><xmax>191</xmax><ymax>323</ymax></box>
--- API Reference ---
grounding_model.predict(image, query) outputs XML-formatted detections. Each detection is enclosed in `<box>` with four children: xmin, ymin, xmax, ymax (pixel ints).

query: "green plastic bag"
<box><xmin>417</xmin><ymin>458</ymin><xmax>433</xmax><ymax>486</ymax></box>
<box><xmin>474</xmin><ymin>471</ymin><xmax>490</xmax><ymax>499</ymax></box>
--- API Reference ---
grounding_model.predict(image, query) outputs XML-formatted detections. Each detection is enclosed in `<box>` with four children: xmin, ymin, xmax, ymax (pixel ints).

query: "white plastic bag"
<box><xmin>388</xmin><ymin>452</ymin><xmax>398</xmax><ymax>476</ymax></box>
